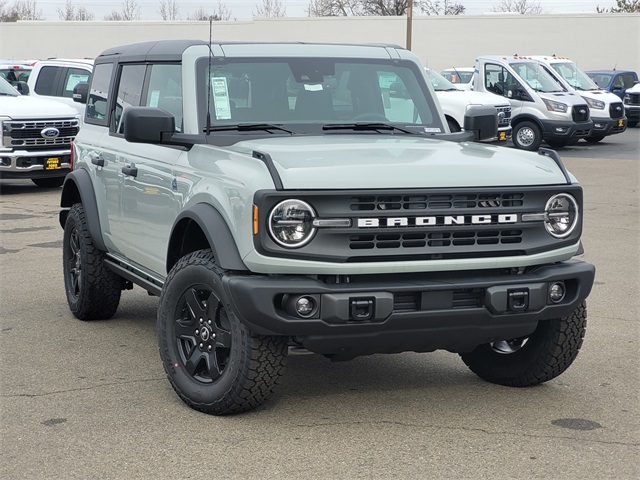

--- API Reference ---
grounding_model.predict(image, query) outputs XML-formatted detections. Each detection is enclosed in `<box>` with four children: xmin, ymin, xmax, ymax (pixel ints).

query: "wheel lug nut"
<box><xmin>195</xmin><ymin>330</ymin><xmax>199</xmax><ymax>335</ymax></box>
<box><xmin>199</xmin><ymin>343</ymin><xmax>203</xmax><ymax>348</ymax></box>
<box><xmin>208</xmin><ymin>345</ymin><xmax>212</xmax><ymax>351</ymax></box>
<box><xmin>208</xmin><ymin>319</ymin><xmax>212</xmax><ymax>325</ymax></box>
<box><xmin>212</xmin><ymin>333</ymin><xmax>216</xmax><ymax>338</ymax></box>
<box><xmin>199</xmin><ymin>318</ymin><xmax>203</xmax><ymax>324</ymax></box>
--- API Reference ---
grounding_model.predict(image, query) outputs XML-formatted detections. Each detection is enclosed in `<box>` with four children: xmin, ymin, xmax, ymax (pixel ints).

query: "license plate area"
<box><xmin>45</xmin><ymin>157</ymin><xmax>61</xmax><ymax>170</ymax></box>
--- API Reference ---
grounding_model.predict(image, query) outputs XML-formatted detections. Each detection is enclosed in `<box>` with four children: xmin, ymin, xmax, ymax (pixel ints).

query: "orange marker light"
<box><xmin>253</xmin><ymin>205</ymin><xmax>259</xmax><ymax>235</ymax></box>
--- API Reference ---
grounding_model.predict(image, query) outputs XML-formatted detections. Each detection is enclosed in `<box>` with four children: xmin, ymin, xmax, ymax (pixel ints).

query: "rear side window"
<box><xmin>62</xmin><ymin>68</ymin><xmax>91</xmax><ymax>98</ymax></box>
<box><xmin>86</xmin><ymin>63</ymin><xmax>114</xmax><ymax>126</ymax></box>
<box><xmin>34</xmin><ymin>66</ymin><xmax>59</xmax><ymax>95</ymax></box>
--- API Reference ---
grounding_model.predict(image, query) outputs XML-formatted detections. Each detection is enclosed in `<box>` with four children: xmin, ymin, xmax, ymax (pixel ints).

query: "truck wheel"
<box><xmin>585</xmin><ymin>135</ymin><xmax>605</xmax><ymax>143</ymax></box>
<box><xmin>63</xmin><ymin>203</ymin><xmax>123</xmax><ymax>320</ymax></box>
<box><xmin>32</xmin><ymin>177</ymin><xmax>64</xmax><ymax>188</ymax></box>
<box><xmin>545</xmin><ymin>140</ymin><xmax>568</xmax><ymax>149</ymax></box>
<box><xmin>158</xmin><ymin>250</ymin><xmax>287</xmax><ymax>415</ymax></box>
<box><xmin>460</xmin><ymin>302</ymin><xmax>587</xmax><ymax>387</ymax></box>
<box><xmin>512</xmin><ymin>121</ymin><xmax>542</xmax><ymax>151</ymax></box>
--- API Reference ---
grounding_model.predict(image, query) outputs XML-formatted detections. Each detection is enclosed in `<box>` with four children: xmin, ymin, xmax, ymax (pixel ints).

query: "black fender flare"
<box><xmin>167</xmin><ymin>203</ymin><xmax>247</xmax><ymax>272</ymax></box>
<box><xmin>510</xmin><ymin>115</ymin><xmax>544</xmax><ymax>132</ymax></box>
<box><xmin>59</xmin><ymin>169</ymin><xmax>107</xmax><ymax>252</ymax></box>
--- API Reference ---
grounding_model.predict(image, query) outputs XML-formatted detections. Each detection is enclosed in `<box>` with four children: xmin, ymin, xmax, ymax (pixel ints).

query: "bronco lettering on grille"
<box><xmin>357</xmin><ymin>214</ymin><xmax>518</xmax><ymax>228</ymax></box>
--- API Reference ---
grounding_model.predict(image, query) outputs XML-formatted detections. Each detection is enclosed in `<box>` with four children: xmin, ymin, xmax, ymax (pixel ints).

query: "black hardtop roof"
<box><xmin>95</xmin><ymin>40</ymin><xmax>405</xmax><ymax>64</ymax></box>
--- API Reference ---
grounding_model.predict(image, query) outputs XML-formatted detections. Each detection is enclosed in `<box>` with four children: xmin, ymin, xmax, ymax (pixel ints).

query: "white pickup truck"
<box><xmin>425</xmin><ymin>68</ymin><xmax>512</xmax><ymax>141</ymax></box>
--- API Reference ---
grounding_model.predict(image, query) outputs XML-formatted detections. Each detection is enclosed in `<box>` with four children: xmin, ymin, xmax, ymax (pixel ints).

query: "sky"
<box><xmin>25</xmin><ymin>1</ymin><xmax>621</xmax><ymax>22</ymax></box>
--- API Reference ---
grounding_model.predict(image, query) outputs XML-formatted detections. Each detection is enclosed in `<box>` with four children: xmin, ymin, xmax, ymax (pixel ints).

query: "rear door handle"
<box><xmin>122</xmin><ymin>163</ymin><xmax>138</xmax><ymax>177</ymax></box>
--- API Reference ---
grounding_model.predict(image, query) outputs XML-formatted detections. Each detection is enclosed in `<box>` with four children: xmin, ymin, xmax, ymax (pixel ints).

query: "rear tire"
<box><xmin>512</xmin><ymin>121</ymin><xmax>542</xmax><ymax>151</ymax></box>
<box><xmin>158</xmin><ymin>249</ymin><xmax>287</xmax><ymax>415</ymax></box>
<box><xmin>460</xmin><ymin>302</ymin><xmax>587</xmax><ymax>387</ymax></box>
<box><xmin>33</xmin><ymin>177</ymin><xmax>64</xmax><ymax>188</ymax></box>
<box><xmin>63</xmin><ymin>203</ymin><xmax>123</xmax><ymax>320</ymax></box>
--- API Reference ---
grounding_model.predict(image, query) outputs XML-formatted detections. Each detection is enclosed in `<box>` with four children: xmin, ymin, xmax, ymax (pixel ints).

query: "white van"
<box><xmin>440</xmin><ymin>67</ymin><xmax>474</xmax><ymax>90</ymax></box>
<box><xmin>528</xmin><ymin>55</ymin><xmax>626</xmax><ymax>142</ymax></box>
<box><xmin>473</xmin><ymin>55</ymin><xmax>593</xmax><ymax>150</ymax></box>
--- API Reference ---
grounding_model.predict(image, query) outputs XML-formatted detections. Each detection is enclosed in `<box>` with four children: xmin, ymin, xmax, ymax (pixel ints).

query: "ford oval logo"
<box><xmin>41</xmin><ymin>127</ymin><xmax>60</xmax><ymax>139</ymax></box>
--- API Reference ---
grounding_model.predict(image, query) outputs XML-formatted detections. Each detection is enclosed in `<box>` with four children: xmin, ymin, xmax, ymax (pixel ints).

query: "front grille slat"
<box><xmin>350</xmin><ymin>192</ymin><xmax>524</xmax><ymax>211</ymax></box>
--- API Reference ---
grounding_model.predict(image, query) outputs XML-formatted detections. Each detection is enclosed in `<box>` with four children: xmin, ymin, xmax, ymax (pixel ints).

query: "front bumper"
<box><xmin>0</xmin><ymin>149</ymin><xmax>71</xmax><ymax>179</ymax></box>
<box><xmin>625</xmin><ymin>106</ymin><xmax>640</xmax><ymax>122</ymax></box>
<box><xmin>223</xmin><ymin>260</ymin><xmax>595</xmax><ymax>359</ymax></box>
<box><xmin>590</xmin><ymin>116</ymin><xmax>627</xmax><ymax>136</ymax></box>
<box><xmin>540</xmin><ymin>119</ymin><xmax>593</xmax><ymax>142</ymax></box>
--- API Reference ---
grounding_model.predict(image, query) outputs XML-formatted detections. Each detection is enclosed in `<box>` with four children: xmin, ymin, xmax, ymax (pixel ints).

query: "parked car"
<box><xmin>585</xmin><ymin>70</ymin><xmax>639</xmax><ymax>100</ymax></box>
<box><xmin>0</xmin><ymin>61</ymin><xmax>33</xmax><ymax>93</ymax></box>
<box><xmin>440</xmin><ymin>67</ymin><xmax>474</xmax><ymax>90</ymax></box>
<box><xmin>27</xmin><ymin>58</ymin><xmax>94</xmax><ymax>117</ymax></box>
<box><xmin>623</xmin><ymin>82</ymin><xmax>640</xmax><ymax>127</ymax></box>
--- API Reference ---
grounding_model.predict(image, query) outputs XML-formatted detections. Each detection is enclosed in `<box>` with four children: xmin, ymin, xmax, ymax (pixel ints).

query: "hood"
<box><xmin>538</xmin><ymin>91</ymin><xmax>587</xmax><ymax>106</ymax></box>
<box><xmin>226</xmin><ymin>135</ymin><xmax>570</xmax><ymax>189</ymax></box>
<box><xmin>0</xmin><ymin>94</ymin><xmax>79</xmax><ymax>118</ymax></box>
<box><xmin>436</xmin><ymin>89</ymin><xmax>509</xmax><ymax>107</ymax></box>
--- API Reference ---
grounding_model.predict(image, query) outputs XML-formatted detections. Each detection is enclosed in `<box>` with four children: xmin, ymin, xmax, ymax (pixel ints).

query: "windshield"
<box><xmin>424</xmin><ymin>68</ymin><xmax>459</xmax><ymax>91</ymax></box>
<box><xmin>550</xmin><ymin>62</ymin><xmax>599</xmax><ymax>91</ymax></box>
<box><xmin>441</xmin><ymin>70</ymin><xmax>473</xmax><ymax>84</ymax></box>
<box><xmin>0</xmin><ymin>67</ymin><xmax>31</xmax><ymax>86</ymax></box>
<box><xmin>0</xmin><ymin>77</ymin><xmax>19</xmax><ymax>96</ymax></box>
<box><xmin>510</xmin><ymin>62</ymin><xmax>566</xmax><ymax>93</ymax></box>
<box><xmin>196</xmin><ymin>57</ymin><xmax>443</xmax><ymax>133</ymax></box>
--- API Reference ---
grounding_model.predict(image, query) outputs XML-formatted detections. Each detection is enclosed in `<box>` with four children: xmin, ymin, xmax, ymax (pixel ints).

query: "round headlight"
<box><xmin>544</xmin><ymin>193</ymin><xmax>579</xmax><ymax>238</ymax></box>
<box><xmin>268</xmin><ymin>199</ymin><xmax>316</xmax><ymax>248</ymax></box>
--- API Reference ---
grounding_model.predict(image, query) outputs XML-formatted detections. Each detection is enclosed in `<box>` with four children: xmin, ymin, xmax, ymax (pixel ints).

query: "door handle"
<box><xmin>89</xmin><ymin>153</ymin><xmax>104</xmax><ymax>167</ymax></box>
<box><xmin>122</xmin><ymin>163</ymin><xmax>138</xmax><ymax>177</ymax></box>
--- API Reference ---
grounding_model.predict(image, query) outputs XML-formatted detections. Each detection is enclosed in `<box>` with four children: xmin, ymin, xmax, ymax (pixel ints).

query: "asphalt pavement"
<box><xmin>1</xmin><ymin>127</ymin><xmax>638</xmax><ymax>479</ymax></box>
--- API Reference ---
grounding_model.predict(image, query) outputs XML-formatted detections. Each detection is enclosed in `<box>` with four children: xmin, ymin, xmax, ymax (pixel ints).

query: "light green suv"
<box><xmin>60</xmin><ymin>40</ymin><xmax>595</xmax><ymax>415</ymax></box>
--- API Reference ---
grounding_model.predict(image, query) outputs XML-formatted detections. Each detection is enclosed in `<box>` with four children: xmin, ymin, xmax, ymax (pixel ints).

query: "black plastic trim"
<box><xmin>537</xmin><ymin>148</ymin><xmax>571</xmax><ymax>185</ymax></box>
<box><xmin>104</xmin><ymin>259</ymin><xmax>163</xmax><ymax>296</ymax></box>
<box><xmin>253</xmin><ymin>150</ymin><xmax>283</xmax><ymax>190</ymax></box>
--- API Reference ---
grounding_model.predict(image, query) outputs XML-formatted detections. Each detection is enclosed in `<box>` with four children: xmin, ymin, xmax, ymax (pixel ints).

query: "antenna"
<box><xmin>205</xmin><ymin>16</ymin><xmax>214</xmax><ymax>133</ymax></box>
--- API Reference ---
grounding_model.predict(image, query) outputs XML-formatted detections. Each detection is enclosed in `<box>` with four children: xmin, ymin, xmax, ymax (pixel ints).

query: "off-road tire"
<box><xmin>63</xmin><ymin>203</ymin><xmax>123</xmax><ymax>320</ymax></box>
<box><xmin>33</xmin><ymin>177</ymin><xmax>64</xmax><ymax>188</ymax></box>
<box><xmin>460</xmin><ymin>302</ymin><xmax>587</xmax><ymax>387</ymax></box>
<box><xmin>158</xmin><ymin>249</ymin><xmax>287</xmax><ymax>415</ymax></box>
<box><xmin>512</xmin><ymin>121</ymin><xmax>542</xmax><ymax>151</ymax></box>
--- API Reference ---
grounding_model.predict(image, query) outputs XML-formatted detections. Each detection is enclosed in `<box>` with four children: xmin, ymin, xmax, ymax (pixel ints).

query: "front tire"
<box><xmin>158</xmin><ymin>250</ymin><xmax>287</xmax><ymax>415</ymax></box>
<box><xmin>63</xmin><ymin>203</ymin><xmax>123</xmax><ymax>320</ymax></box>
<box><xmin>460</xmin><ymin>302</ymin><xmax>587</xmax><ymax>387</ymax></box>
<box><xmin>512</xmin><ymin>121</ymin><xmax>542</xmax><ymax>151</ymax></box>
<box><xmin>33</xmin><ymin>177</ymin><xmax>64</xmax><ymax>188</ymax></box>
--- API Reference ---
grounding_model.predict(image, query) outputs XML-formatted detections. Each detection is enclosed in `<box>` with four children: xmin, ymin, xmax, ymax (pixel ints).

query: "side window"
<box><xmin>86</xmin><ymin>62</ymin><xmax>114</xmax><ymax>126</ymax></box>
<box><xmin>484</xmin><ymin>64</ymin><xmax>521</xmax><ymax>99</ymax></box>
<box><xmin>145</xmin><ymin>64</ymin><xmax>182</xmax><ymax>132</ymax></box>
<box><xmin>112</xmin><ymin>64</ymin><xmax>146</xmax><ymax>133</ymax></box>
<box><xmin>62</xmin><ymin>68</ymin><xmax>91</xmax><ymax>98</ymax></box>
<box><xmin>34</xmin><ymin>66</ymin><xmax>60</xmax><ymax>95</ymax></box>
<box><xmin>621</xmin><ymin>73</ymin><xmax>636</xmax><ymax>89</ymax></box>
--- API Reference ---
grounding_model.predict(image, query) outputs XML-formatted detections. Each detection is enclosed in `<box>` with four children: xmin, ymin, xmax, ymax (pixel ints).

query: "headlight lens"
<box><xmin>542</xmin><ymin>98</ymin><xmax>568</xmax><ymax>113</ymax></box>
<box><xmin>583</xmin><ymin>96</ymin><xmax>605</xmax><ymax>109</ymax></box>
<box><xmin>623</xmin><ymin>94</ymin><xmax>630</xmax><ymax>105</ymax></box>
<box><xmin>268</xmin><ymin>199</ymin><xmax>316</xmax><ymax>248</ymax></box>
<box><xmin>544</xmin><ymin>194</ymin><xmax>579</xmax><ymax>238</ymax></box>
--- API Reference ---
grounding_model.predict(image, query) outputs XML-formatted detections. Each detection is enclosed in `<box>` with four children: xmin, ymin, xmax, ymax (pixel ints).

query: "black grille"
<box><xmin>393</xmin><ymin>288</ymin><xmax>484</xmax><ymax>312</ymax></box>
<box><xmin>628</xmin><ymin>93</ymin><xmax>640</xmax><ymax>104</ymax></box>
<box><xmin>350</xmin><ymin>230</ymin><xmax>523</xmax><ymax>250</ymax></box>
<box><xmin>350</xmin><ymin>193</ymin><xmax>524</xmax><ymax>211</ymax></box>
<box><xmin>609</xmin><ymin>102</ymin><xmax>624</xmax><ymax>119</ymax></box>
<box><xmin>572</xmin><ymin>105</ymin><xmax>590</xmax><ymax>122</ymax></box>
<box><xmin>496</xmin><ymin>105</ymin><xmax>511</xmax><ymax>127</ymax></box>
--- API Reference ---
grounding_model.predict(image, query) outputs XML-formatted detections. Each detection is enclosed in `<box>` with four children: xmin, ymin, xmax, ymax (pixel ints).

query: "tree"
<box><xmin>187</xmin><ymin>2</ymin><xmax>232</xmax><ymax>21</ymax></box>
<box><xmin>597</xmin><ymin>0</ymin><xmax>640</xmax><ymax>12</ymax></box>
<box><xmin>159</xmin><ymin>0</ymin><xmax>180</xmax><ymax>20</ymax></box>
<box><xmin>1</xmin><ymin>0</ymin><xmax>43</xmax><ymax>21</ymax></box>
<box><xmin>57</xmin><ymin>0</ymin><xmax>94</xmax><ymax>20</ymax></box>
<box><xmin>491</xmin><ymin>0</ymin><xmax>546</xmax><ymax>14</ymax></box>
<box><xmin>307</xmin><ymin>0</ymin><xmax>464</xmax><ymax>17</ymax></box>
<box><xmin>254</xmin><ymin>0</ymin><xmax>287</xmax><ymax>17</ymax></box>
<box><xmin>104</xmin><ymin>0</ymin><xmax>141</xmax><ymax>21</ymax></box>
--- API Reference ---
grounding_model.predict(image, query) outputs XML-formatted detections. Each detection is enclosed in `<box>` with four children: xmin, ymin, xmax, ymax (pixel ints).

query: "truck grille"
<box><xmin>626</xmin><ymin>93</ymin><xmax>640</xmax><ymax>105</ymax></box>
<box><xmin>2</xmin><ymin>118</ymin><xmax>79</xmax><ymax>150</ymax></box>
<box><xmin>255</xmin><ymin>186</ymin><xmax>584</xmax><ymax>263</ymax></box>
<box><xmin>496</xmin><ymin>105</ymin><xmax>511</xmax><ymax>127</ymax></box>
<box><xmin>571</xmin><ymin>105</ymin><xmax>590</xmax><ymax>122</ymax></box>
<box><xmin>609</xmin><ymin>102</ymin><xmax>624</xmax><ymax>119</ymax></box>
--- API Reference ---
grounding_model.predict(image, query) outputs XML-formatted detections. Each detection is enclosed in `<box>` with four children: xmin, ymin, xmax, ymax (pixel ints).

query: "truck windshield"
<box><xmin>510</xmin><ymin>62</ymin><xmax>566</xmax><ymax>93</ymax></box>
<box><xmin>550</xmin><ymin>62</ymin><xmax>599</xmax><ymax>91</ymax></box>
<box><xmin>0</xmin><ymin>77</ymin><xmax>19</xmax><ymax>96</ymax></box>
<box><xmin>196</xmin><ymin>57</ymin><xmax>442</xmax><ymax>133</ymax></box>
<box><xmin>424</xmin><ymin>68</ymin><xmax>460</xmax><ymax>91</ymax></box>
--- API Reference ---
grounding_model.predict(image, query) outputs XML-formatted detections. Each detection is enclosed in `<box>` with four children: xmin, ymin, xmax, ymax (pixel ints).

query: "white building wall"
<box><xmin>1</xmin><ymin>14</ymin><xmax>638</xmax><ymax>73</ymax></box>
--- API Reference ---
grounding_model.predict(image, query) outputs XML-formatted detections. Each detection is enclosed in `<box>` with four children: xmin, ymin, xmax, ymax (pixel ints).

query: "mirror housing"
<box><xmin>123</xmin><ymin>107</ymin><xmax>176</xmax><ymax>144</ymax></box>
<box><xmin>15</xmin><ymin>81</ymin><xmax>29</xmax><ymax>95</ymax></box>
<box><xmin>463</xmin><ymin>105</ymin><xmax>498</xmax><ymax>142</ymax></box>
<box><xmin>73</xmin><ymin>83</ymin><xmax>89</xmax><ymax>104</ymax></box>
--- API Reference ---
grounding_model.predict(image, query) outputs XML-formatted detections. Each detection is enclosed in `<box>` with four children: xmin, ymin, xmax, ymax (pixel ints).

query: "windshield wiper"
<box><xmin>204</xmin><ymin>123</ymin><xmax>296</xmax><ymax>134</ymax></box>
<box><xmin>322</xmin><ymin>123</ymin><xmax>418</xmax><ymax>135</ymax></box>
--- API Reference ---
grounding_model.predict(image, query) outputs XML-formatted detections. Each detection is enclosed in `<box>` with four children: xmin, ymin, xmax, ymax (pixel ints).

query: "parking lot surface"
<box><xmin>1</xmin><ymin>128</ymin><xmax>638</xmax><ymax>479</ymax></box>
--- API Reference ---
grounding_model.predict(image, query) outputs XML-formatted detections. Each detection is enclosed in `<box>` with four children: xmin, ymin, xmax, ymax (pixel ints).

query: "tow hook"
<box><xmin>350</xmin><ymin>298</ymin><xmax>374</xmax><ymax>321</ymax></box>
<box><xmin>508</xmin><ymin>289</ymin><xmax>529</xmax><ymax>312</ymax></box>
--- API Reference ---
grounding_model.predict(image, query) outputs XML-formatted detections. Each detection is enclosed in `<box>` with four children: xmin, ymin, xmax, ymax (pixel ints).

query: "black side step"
<box><xmin>105</xmin><ymin>259</ymin><xmax>163</xmax><ymax>296</ymax></box>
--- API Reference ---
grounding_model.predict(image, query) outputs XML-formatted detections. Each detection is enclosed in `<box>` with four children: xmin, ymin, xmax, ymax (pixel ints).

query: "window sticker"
<box><xmin>212</xmin><ymin>77</ymin><xmax>231</xmax><ymax>120</ymax></box>
<box><xmin>424</xmin><ymin>127</ymin><xmax>442</xmax><ymax>133</ymax></box>
<box><xmin>149</xmin><ymin>90</ymin><xmax>160</xmax><ymax>107</ymax></box>
<box><xmin>65</xmin><ymin>74</ymin><xmax>89</xmax><ymax>92</ymax></box>
<box><xmin>303</xmin><ymin>84</ymin><xmax>323</xmax><ymax>92</ymax></box>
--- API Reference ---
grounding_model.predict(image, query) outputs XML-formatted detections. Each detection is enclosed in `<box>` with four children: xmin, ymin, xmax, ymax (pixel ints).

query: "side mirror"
<box><xmin>73</xmin><ymin>83</ymin><xmax>89</xmax><ymax>104</ymax></box>
<box><xmin>513</xmin><ymin>87</ymin><xmax>532</xmax><ymax>102</ymax></box>
<box><xmin>15</xmin><ymin>81</ymin><xmax>29</xmax><ymax>95</ymax></box>
<box><xmin>123</xmin><ymin>107</ymin><xmax>175</xmax><ymax>144</ymax></box>
<box><xmin>463</xmin><ymin>105</ymin><xmax>498</xmax><ymax>142</ymax></box>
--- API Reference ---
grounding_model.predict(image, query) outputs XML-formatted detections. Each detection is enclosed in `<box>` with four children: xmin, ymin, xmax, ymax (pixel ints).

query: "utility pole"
<box><xmin>406</xmin><ymin>0</ymin><xmax>413</xmax><ymax>50</ymax></box>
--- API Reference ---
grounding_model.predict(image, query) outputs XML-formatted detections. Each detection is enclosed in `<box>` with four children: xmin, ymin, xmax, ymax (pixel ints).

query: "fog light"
<box><xmin>554</xmin><ymin>126</ymin><xmax>568</xmax><ymax>133</ymax></box>
<box><xmin>295</xmin><ymin>296</ymin><xmax>316</xmax><ymax>317</ymax></box>
<box><xmin>549</xmin><ymin>282</ymin><xmax>566</xmax><ymax>303</ymax></box>
<box><xmin>594</xmin><ymin>122</ymin><xmax>605</xmax><ymax>129</ymax></box>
